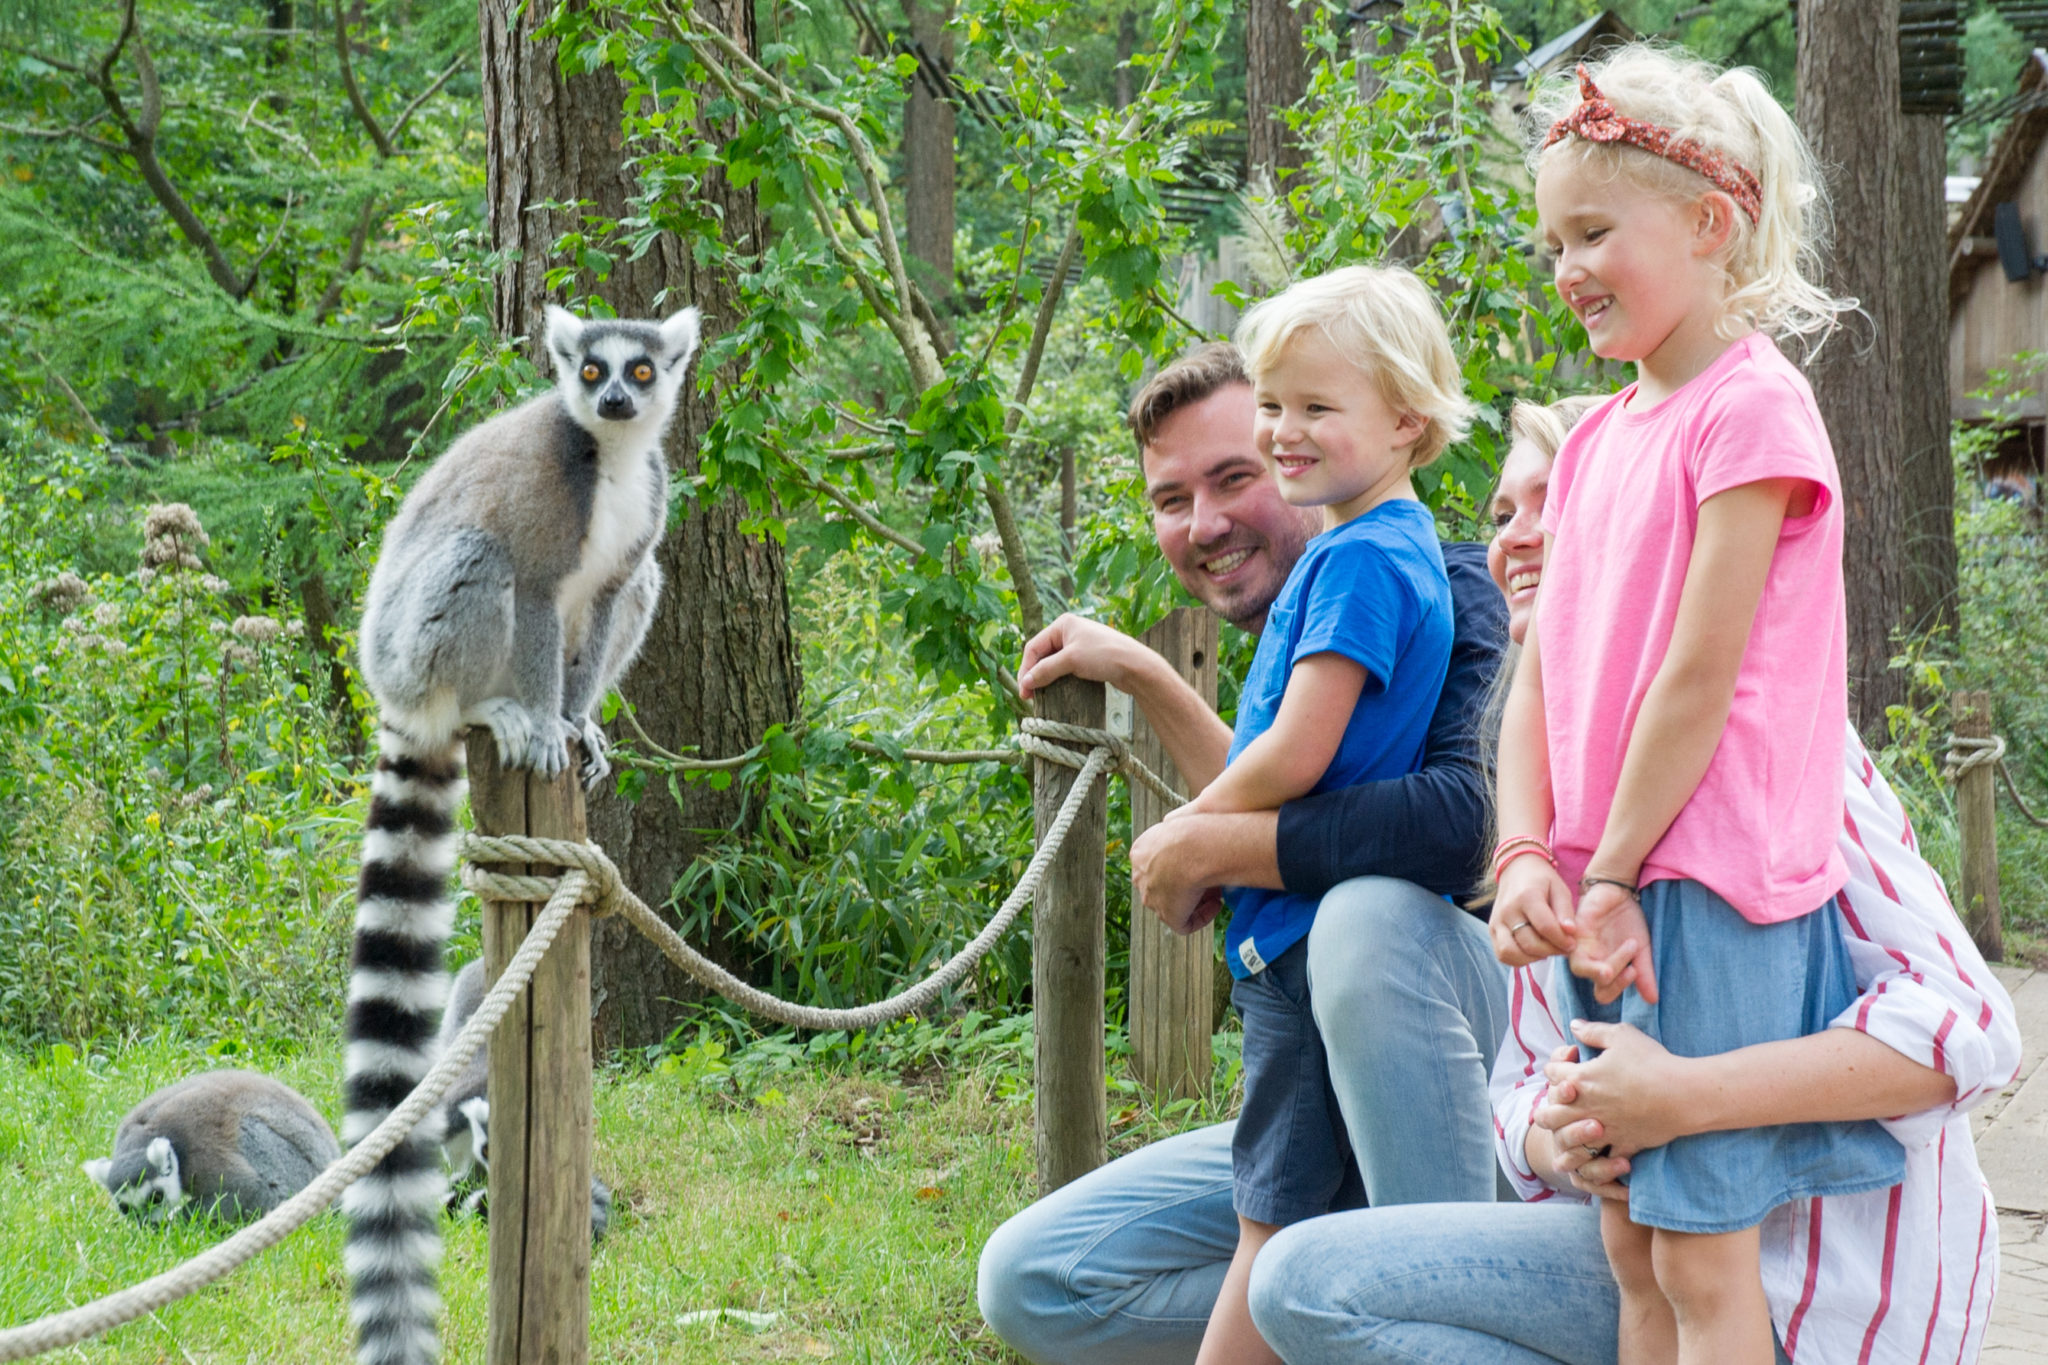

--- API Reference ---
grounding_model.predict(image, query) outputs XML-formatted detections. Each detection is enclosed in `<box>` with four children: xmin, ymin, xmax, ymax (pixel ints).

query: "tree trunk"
<box><xmin>1114</xmin><ymin>9</ymin><xmax>1136</xmax><ymax>111</ymax></box>
<box><xmin>1796</xmin><ymin>0</ymin><xmax>1907</xmax><ymax>740</ymax></box>
<box><xmin>1246</xmin><ymin>0</ymin><xmax>1309</xmax><ymax>181</ymax></box>
<box><xmin>480</xmin><ymin>0</ymin><xmax>803</xmax><ymax>1053</ymax></box>
<box><xmin>1897</xmin><ymin>112</ymin><xmax>1959</xmax><ymax>640</ymax></box>
<box><xmin>904</xmin><ymin>0</ymin><xmax>956</xmax><ymax>297</ymax></box>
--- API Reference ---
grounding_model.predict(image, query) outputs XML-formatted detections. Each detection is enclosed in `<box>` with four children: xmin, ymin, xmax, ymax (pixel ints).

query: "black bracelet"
<box><xmin>1579</xmin><ymin>874</ymin><xmax>1641</xmax><ymax>902</ymax></box>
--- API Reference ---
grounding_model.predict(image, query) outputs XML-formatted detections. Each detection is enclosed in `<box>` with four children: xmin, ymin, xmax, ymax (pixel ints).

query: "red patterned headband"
<box><xmin>1543</xmin><ymin>65</ymin><xmax>1762</xmax><ymax>226</ymax></box>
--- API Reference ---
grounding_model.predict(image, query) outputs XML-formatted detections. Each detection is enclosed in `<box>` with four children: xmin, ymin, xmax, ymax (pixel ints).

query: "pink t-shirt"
<box><xmin>1539</xmin><ymin>332</ymin><xmax>1847</xmax><ymax>924</ymax></box>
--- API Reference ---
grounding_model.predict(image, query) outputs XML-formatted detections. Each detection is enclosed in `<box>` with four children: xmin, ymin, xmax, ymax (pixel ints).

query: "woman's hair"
<box><xmin>1527</xmin><ymin>43</ymin><xmax>1855</xmax><ymax>353</ymax></box>
<box><xmin>1234</xmin><ymin>264</ymin><xmax>1477</xmax><ymax>467</ymax></box>
<box><xmin>1505</xmin><ymin>394</ymin><xmax>1607</xmax><ymax>467</ymax></box>
<box><xmin>1472</xmin><ymin>393</ymin><xmax>1605</xmax><ymax>903</ymax></box>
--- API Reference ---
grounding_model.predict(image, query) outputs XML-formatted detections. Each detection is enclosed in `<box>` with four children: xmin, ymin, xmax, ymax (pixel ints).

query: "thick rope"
<box><xmin>1945</xmin><ymin>732</ymin><xmax>2048</xmax><ymax>829</ymax></box>
<box><xmin>0</xmin><ymin>873</ymin><xmax>591</xmax><ymax>1362</ymax></box>
<box><xmin>463</xmin><ymin>737</ymin><xmax>1119</xmax><ymax>1032</ymax></box>
<box><xmin>1018</xmin><ymin>718</ymin><xmax>1184</xmax><ymax>810</ymax></box>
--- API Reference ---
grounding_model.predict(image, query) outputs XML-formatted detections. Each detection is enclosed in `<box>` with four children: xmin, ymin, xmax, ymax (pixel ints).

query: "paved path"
<box><xmin>1975</xmin><ymin>964</ymin><xmax>2048</xmax><ymax>1359</ymax></box>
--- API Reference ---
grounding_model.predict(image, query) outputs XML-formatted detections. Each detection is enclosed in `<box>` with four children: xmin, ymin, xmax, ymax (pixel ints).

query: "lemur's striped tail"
<box><xmin>342</xmin><ymin>729</ymin><xmax>462</xmax><ymax>1365</ymax></box>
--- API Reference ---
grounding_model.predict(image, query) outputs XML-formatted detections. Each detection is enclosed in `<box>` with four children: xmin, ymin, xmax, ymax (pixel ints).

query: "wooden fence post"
<box><xmin>1032</xmin><ymin>676</ymin><xmax>1108</xmax><ymax>1194</ymax></box>
<box><xmin>1955</xmin><ymin>690</ymin><xmax>2003</xmax><ymax>963</ymax></box>
<box><xmin>467</xmin><ymin>734</ymin><xmax>593</xmax><ymax>1365</ymax></box>
<box><xmin>1128</xmin><ymin>609</ymin><xmax>1219</xmax><ymax>1102</ymax></box>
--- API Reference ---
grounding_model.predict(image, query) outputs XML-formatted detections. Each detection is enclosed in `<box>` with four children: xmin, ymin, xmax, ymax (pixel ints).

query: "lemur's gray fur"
<box><xmin>343</xmin><ymin>304</ymin><xmax>695</xmax><ymax>1365</ymax></box>
<box><xmin>357</xmin><ymin>304</ymin><xmax>699</xmax><ymax>792</ymax></box>
<box><xmin>82</xmin><ymin>1070</ymin><xmax>340</xmax><ymax>1223</ymax></box>
<box><xmin>436</xmin><ymin>959</ymin><xmax>613</xmax><ymax>1242</ymax></box>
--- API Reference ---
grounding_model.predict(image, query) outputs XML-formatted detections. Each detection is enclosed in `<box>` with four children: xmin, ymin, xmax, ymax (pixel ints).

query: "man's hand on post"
<box><xmin>1018</xmin><ymin>613</ymin><xmax>1151</xmax><ymax>698</ymax></box>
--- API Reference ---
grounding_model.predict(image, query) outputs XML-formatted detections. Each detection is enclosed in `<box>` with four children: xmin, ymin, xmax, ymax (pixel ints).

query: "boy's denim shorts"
<box><xmin>1559</xmin><ymin>878</ymin><xmax>1905</xmax><ymax>1233</ymax></box>
<box><xmin>1229</xmin><ymin>937</ymin><xmax>1368</xmax><ymax>1227</ymax></box>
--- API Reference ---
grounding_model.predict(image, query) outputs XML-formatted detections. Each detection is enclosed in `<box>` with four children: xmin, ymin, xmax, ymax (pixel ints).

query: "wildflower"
<box><xmin>59</xmin><ymin>615</ymin><xmax>86</xmax><ymax>634</ymax></box>
<box><xmin>140</xmin><ymin>503</ymin><xmax>209</xmax><ymax>572</ymax></box>
<box><xmin>224</xmin><ymin>644</ymin><xmax>258</xmax><ymax>668</ymax></box>
<box><xmin>32</xmin><ymin>571</ymin><xmax>89</xmax><ymax>611</ymax></box>
<box><xmin>92</xmin><ymin>602</ymin><xmax>121</xmax><ymax>627</ymax></box>
<box><xmin>207</xmin><ymin>620</ymin><xmax>226</xmax><ymax>635</ymax></box>
<box><xmin>231</xmin><ymin>615</ymin><xmax>282</xmax><ymax>644</ymax></box>
<box><xmin>137</xmin><ymin>567</ymin><xmax>157</xmax><ymax>587</ymax></box>
<box><xmin>971</xmin><ymin>531</ymin><xmax>1003</xmax><ymax>562</ymax></box>
<box><xmin>284</xmin><ymin>619</ymin><xmax>307</xmax><ymax>639</ymax></box>
<box><xmin>99</xmin><ymin>639</ymin><xmax>129</xmax><ymax>658</ymax></box>
<box><xmin>199</xmin><ymin>575</ymin><xmax>229</xmax><ymax>594</ymax></box>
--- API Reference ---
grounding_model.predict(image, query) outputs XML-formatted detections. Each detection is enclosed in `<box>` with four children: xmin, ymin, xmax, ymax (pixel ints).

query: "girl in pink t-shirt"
<box><xmin>1490</xmin><ymin>46</ymin><xmax>1904</xmax><ymax>1365</ymax></box>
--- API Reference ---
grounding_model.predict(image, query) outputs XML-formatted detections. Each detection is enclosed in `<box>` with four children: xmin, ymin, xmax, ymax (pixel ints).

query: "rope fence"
<box><xmin>0</xmin><ymin>718</ymin><xmax>1155</xmax><ymax>1359</ymax></box>
<box><xmin>1946</xmin><ymin>732</ymin><xmax>2048</xmax><ymax>829</ymax></box>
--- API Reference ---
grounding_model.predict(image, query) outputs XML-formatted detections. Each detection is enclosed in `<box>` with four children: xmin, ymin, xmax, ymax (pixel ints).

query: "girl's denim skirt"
<box><xmin>1559</xmin><ymin>878</ymin><xmax>1904</xmax><ymax>1233</ymax></box>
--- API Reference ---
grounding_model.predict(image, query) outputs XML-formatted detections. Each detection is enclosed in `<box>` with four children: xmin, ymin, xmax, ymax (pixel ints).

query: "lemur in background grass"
<box><xmin>345</xmin><ymin>304</ymin><xmax>697</xmax><ymax>1365</ymax></box>
<box><xmin>82</xmin><ymin>1070</ymin><xmax>341</xmax><ymax>1223</ymax></box>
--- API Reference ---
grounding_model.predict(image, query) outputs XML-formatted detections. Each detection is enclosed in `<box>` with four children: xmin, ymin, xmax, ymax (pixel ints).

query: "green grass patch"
<box><xmin>0</xmin><ymin>1031</ymin><xmax>1240</xmax><ymax>1363</ymax></box>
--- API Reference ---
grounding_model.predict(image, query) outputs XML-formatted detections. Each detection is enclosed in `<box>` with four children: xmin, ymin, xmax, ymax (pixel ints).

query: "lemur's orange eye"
<box><xmin>632</xmin><ymin>362</ymin><xmax>653</xmax><ymax>383</ymax></box>
<box><xmin>581</xmin><ymin>363</ymin><xmax>600</xmax><ymax>383</ymax></box>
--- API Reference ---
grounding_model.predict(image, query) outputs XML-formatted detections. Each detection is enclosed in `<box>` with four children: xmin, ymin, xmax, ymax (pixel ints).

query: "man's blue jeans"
<box><xmin>977</xmin><ymin>877</ymin><xmax>1509</xmax><ymax>1364</ymax></box>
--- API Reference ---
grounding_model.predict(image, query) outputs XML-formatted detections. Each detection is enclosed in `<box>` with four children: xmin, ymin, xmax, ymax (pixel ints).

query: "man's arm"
<box><xmin>1018</xmin><ymin>613</ymin><xmax>1232</xmax><ymax>792</ymax></box>
<box><xmin>1272</xmin><ymin>543</ymin><xmax>1507</xmax><ymax>901</ymax></box>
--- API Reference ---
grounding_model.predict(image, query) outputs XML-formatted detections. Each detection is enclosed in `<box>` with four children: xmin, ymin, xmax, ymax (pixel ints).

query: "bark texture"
<box><xmin>1796</xmin><ymin>0</ymin><xmax>1907</xmax><ymax>738</ymax></box>
<box><xmin>480</xmin><ymin>0</ymin><xmax>803</xmax><ymax>1053</ymax></box>
<box><xmin>1897</xmin><ymin>112</ymin><xmax>1959</xmax><ymax>640</ymax></box>
<box><xmin>1246</xmin><ymin>0</ymin><xmax>1309</xmax><ymax>179</ymax></box>
<box><xmin>904</xmin><ymin>0</ymin><xmax>956</xmax><ymax>295</ymax></box>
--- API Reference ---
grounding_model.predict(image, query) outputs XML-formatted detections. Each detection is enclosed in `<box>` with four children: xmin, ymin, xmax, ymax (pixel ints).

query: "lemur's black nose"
<box><xmin>597</xmin><ymin>390</ymin><xmax>636</xmax><ymax>420</ymax></box>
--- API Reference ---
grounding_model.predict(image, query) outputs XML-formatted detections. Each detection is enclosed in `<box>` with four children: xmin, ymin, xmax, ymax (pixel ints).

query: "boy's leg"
<box><xmin>1194</xmin><ymin>1217</ymin><xmax>1284</xmax><ymax>1365</ymax></box>
<box><xmin>1307</xmin><ymin>877</ymin><xmax>1512</xmax><ymax>1204</ymax></box>
<box><xmin>1651</xmin><ymin>1225</ymin><xmax>1774</xmax><ymax>1365</ymax></box>
<box><xmin>1601</xmin><ymin>1202</ymin><xmax>1674</xmax><ymax>1365</ymax></box>
<box><xmin>977</xmin><ymin>1121</ymin><xmax>1239</xmax><ymax>1365</ymax></box>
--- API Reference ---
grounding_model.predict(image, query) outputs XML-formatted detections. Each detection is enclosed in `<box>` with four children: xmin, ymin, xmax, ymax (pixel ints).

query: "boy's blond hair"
<box><xmin>1528</xmin><ymin>43</ymin><xmax>1854</xmax><ymax>351</ymax></box>
<box><xmin>1234</xmin><ymin>264</ymin><xmax>1476</xmax><ymax>468</ymax></box>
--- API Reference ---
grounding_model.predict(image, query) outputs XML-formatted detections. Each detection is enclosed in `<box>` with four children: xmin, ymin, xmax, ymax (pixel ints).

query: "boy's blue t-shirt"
<box><xmin>1223</xmin><ymin>499</ymin><xmax>1452</xmax><ymax>979</ymax></box>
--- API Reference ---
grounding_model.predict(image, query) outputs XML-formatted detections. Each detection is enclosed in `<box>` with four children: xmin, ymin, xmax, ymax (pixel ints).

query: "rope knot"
<box><xmin>459</xmin><ymin>833</ymin><xmax>625</xmax><ymax>917</ymax></box>
<box><xmin>1942</xmin><ymin>732</ymin><xmax>2007</xmax><ymax>781</ymax></box>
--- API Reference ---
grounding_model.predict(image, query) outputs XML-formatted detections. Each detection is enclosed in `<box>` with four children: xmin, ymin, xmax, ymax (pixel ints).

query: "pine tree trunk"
<box><xmin>1796</xmin><ymin>0</ymin><xmax>1907</xmax><ymax>739</ymax></box>
<box><xmin>479</xmin><ymin>0</ymin><xmax>802</xmax><ymax>1053</ymax></box>
<box><xmin>1246</xmin><ymin>0</ymin><xmax>1308</xmax><ymax>180</ymax></box>
<box><xmin>904</xmin><ymin>0</ymin><xmax>956</xmax><ymax>297</ymax></box>
<box><xmin>1897</xmin><ymin>112</ymin><xmax>1959</xmax><ymax>640</ymax></box>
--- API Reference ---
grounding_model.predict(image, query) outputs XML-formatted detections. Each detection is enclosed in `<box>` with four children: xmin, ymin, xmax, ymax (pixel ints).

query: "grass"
<box><xmin>0</xmin><ymin>1032</ymin><xmax>1237</xmax><ymax>1364</ymax></box>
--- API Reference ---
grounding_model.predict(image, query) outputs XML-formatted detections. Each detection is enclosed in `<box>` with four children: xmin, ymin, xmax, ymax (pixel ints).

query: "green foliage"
<box><xmin>0</xmin><ymin>417</ymin><xmax>366</xmax><ymax>1046</ymax></box>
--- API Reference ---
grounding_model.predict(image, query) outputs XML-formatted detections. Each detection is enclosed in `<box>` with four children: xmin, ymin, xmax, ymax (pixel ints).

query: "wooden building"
<box><xmin>1948</xmin><ymin>49</ymin><xmax>2048</xmax><ymax>504</ymax></box>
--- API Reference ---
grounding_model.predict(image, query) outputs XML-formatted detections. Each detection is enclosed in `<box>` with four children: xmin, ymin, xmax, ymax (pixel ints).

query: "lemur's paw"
<box><xmin>525</xmin><ymin>716</ymin><xmax>575</xmax><ymax>779</ymax></box>
<box><xmin>466</xmin><ymin>698</ymin><xmax>570</xmax><ymax>778</ymax></box>
<box><xmin>569</xmin><ymin>715</ymin><xmax>611</xmax><ymax>790</ymax></box>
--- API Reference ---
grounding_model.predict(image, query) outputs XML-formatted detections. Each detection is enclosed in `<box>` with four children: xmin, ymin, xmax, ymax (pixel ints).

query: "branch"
<box><xmin>333</xmin><ymin>0</ymin><xmax>395</xmax><ymax>157</ymax></box>
<box><xmin>30</xmin><ymin>349</ymin><xmax>107</xmax><ymax>440</ymax></box>
<box><xmin>388</xmin><ymin>52</ymin><xmax>465</xmax><ymax>143</ymax></box>
<box><xmin>0</xmin><ymin>41</ymin><xmax>84</xmax><ymax>74</ymax></box>
<box><xmin>240</xmin><ymin>189</ymin><xmax>296</xmax><ymax>292</ymax></box>
<box><xmin>313</xmin><ymin>192</ymin><xmax>383</xmax><ymax>323</ymax></box>
<box><xmin>660</xmin><ymin>0</ymin><xmax>942</xmax><ymax>387</ymax></box>
<box><xmin>803</xmin><ymin>471</ymin><xmax>929</xmax><ymax>560</ymax></box>
<box><xmin>0</xmin><ymin>118</ymin><xmax>124</xmax><ymax>151</ymax></box>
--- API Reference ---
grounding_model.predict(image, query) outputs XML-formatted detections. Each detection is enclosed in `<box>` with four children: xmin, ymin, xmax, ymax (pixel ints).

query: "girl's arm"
<box><xmin>1182</xmin><ymin>653</ymin><xmax>1366</xmax><ymax>815</ymax></box>
<box><xmin>1490</xmin><ymin>593</ymin><xmax>1577</xmax><ymax>963</ymax></box>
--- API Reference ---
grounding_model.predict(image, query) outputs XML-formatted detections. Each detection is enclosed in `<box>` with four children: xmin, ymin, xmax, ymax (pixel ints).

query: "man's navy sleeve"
<box><xmin>1272</xmin><ymin>540</ymin><xmax>1507</xmax><ymax>904</ymax></box>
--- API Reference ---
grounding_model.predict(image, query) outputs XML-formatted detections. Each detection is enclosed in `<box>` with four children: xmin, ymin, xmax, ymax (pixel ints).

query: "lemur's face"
<box><xmin>545</xmin><ymin>305</ymin><xmax>701</xmax><ymax>431</ymax></box>
<box><xmin>82</xmin><ymin>1137</ymin><xmax>186</xmax><ymax>1222</ymax></box>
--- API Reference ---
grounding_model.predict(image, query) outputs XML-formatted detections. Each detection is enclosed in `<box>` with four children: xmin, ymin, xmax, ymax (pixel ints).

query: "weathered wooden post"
<box><xmin>1954</xmin><ymin>690</ymin><xmax>2003</xmax><ymax>962</ymax></box>
<box><xmin>466</xmin><ymin>735</ymin><xmax>593</xmax><ymax>1365</ymax></box>
<box><xmin>1032</xmin><ymin>675</ymin><xmax>1109</xmax><ymax>1193</ymax></box>
<box><xmin>1128</xmin><ymin>608</ymin><xmax>1219</xmax><ymax>1102</ymax></box>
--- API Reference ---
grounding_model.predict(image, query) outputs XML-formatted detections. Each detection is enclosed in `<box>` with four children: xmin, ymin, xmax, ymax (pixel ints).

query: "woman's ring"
<box><xmin>1509</xmin><ymin>921</ymin><xmax>1533</xmax><ymax>934</ymax></box>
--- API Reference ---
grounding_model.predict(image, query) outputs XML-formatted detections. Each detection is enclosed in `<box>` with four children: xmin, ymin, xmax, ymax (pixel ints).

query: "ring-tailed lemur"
<box><xmin>437</xmin><ymin>959</ymin><xmax>613</xmax><ymax>1241</ymax></box>
<box><xmin>82</xmin><ymin>1070</ymin><xmax>341</xmax><ymax>1223</ymax></box>
<box><xmin>344</xmin><ymin>304</ymin><xmax>696</xmax><ymax>1365</ymax></box>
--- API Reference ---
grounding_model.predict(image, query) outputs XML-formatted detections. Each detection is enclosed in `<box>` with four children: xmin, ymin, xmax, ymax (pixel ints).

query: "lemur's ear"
<box><xmin>144</xmin><ymin>1136</ymin><xmax>177</xmax><ymax>1177</ymax></box>
<box><xmin>658</xmin><ymin>307</ymin><xmax>701</xmax><ymax>368</ymax></box>
<box><xmin>544</xmin><ymin>305</ymin><xmax>584</xmax><ymax>363</ymax></box>
<box><xmin>81</xmin><ymin>1157</ymin><xmax>113</xmax><ymax>1191</ymax></box>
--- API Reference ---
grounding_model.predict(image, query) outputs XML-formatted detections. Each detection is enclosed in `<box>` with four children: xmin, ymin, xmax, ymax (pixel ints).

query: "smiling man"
<box><xmin>978</xmin><ymin>342</ymin><xmax>1513</xmax><ymax>1365</ymax></box>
